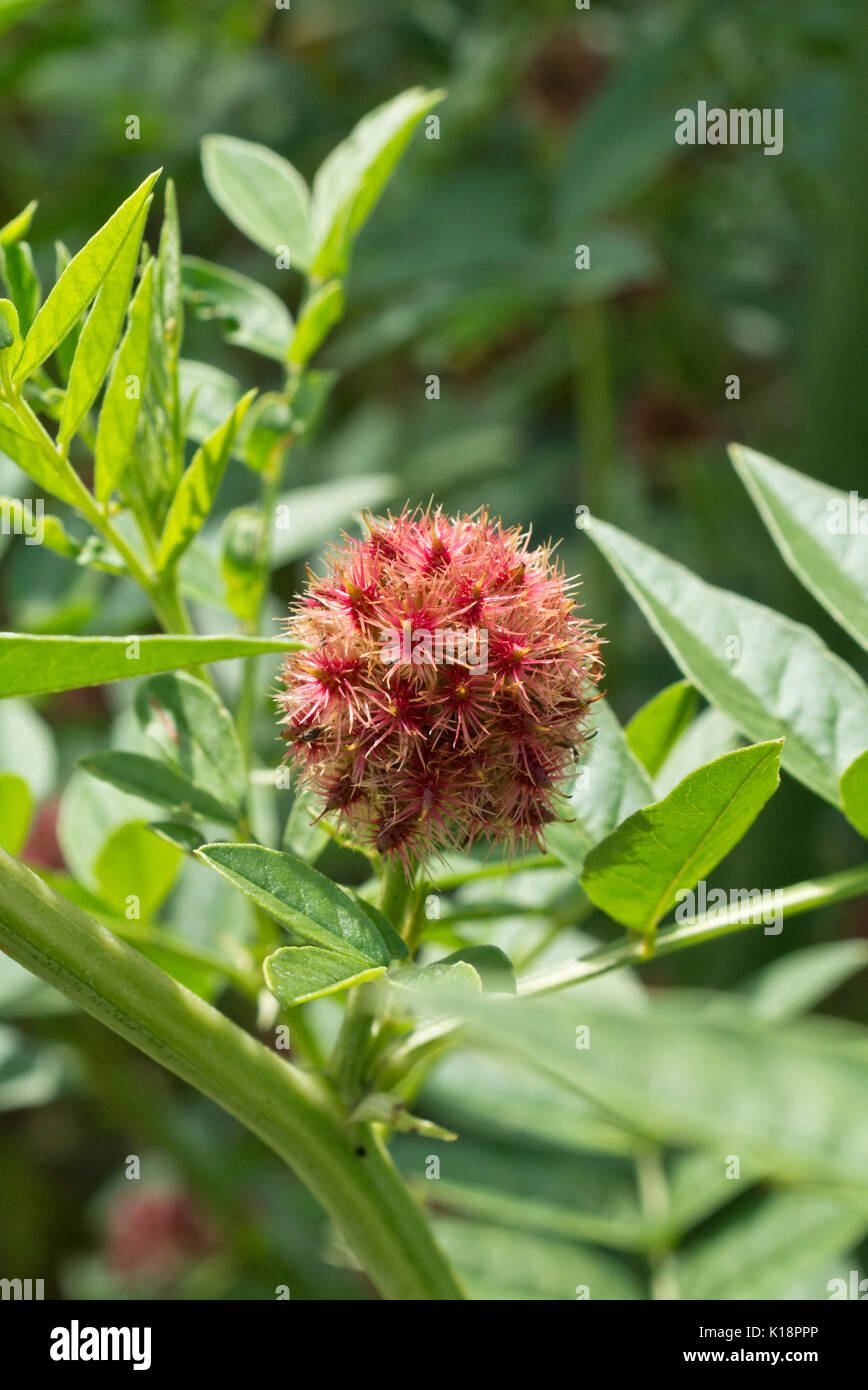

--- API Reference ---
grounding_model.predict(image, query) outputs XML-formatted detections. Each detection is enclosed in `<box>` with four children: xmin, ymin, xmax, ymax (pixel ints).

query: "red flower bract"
<box><xmin>276</xmin><ymin>507</ymin><xmax>602</xmax><ymax>869</ymax></box>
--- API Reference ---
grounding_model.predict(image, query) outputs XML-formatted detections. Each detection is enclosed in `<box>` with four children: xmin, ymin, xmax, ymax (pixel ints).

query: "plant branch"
<box><xmin>0</xmin><ymin>847</ymin><xmax>463</xmax><ymax>1300</ymax></box>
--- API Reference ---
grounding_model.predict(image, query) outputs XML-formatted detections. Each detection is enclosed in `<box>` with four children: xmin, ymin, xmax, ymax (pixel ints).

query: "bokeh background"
<box><xmin>1</xmin><ymin>0</ymin><xmax>867</xmax><ymax>1298</ymax></box>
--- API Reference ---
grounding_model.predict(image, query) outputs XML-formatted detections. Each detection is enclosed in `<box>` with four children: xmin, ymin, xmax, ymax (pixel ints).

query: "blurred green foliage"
<box><xmin>1</xmin><ymin>0</ymin><xmax>866</xmax><ymax>1298</ymax></box>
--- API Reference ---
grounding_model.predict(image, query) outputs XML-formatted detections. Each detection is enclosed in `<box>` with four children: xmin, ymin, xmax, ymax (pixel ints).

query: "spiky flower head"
<box><xmin>277</xmin><ymin>506</ymin><xmax>602</xmax><ymax>869</ymax></box>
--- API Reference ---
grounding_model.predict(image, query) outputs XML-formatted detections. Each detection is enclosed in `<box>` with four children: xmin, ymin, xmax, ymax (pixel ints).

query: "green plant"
<box><xmin>0</xmin><ymin>86</ymin><xmax>867</xmax><ymax>1301</ymax></box>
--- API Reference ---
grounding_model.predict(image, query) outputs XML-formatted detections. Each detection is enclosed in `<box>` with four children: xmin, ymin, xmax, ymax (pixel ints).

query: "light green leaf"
<box><xmin>545</xmin><ymin>698</ymin><xmax>653</xmax><ymax>876</ymax></box>
<box><xmin>454</xmin><ymin>991</ymin><xmax>868</xmax><ymax>1190</ymax></box>
<box><xmin>182</xmin><ymin>255</ymin><xmax>293</xmax><ymax>362</ymax></box>
<box><xmin>0</xmin><ymin>1024</ymin><xmax>69</xmax><ymax>1112</ymax></box>
<box><xmin>157</xmin><ymin>388</ymin><xmax>256</xmax><ymax>571</ymax></box>
<box><xmin>269</xmin><ymin>474</ymin><xmax>397</xmax><ymax>567</ymax></box>
<box><xmin>0</xmin><ymin>297</ymin><xmax>19</xmax><ymax>348</ymax></box>
<box><xmin>310</xmin><ymin>88</ymin><xmax>443</xmax><ymax>277</ymax></box>
<box><xmin>134</xmin><ymin>671</ymin><xmax>246</xmax><ymax>822</ymax></box>
<box><xmin>0</xmin><ymin>402</ymin><xmax>81</xmax><ymax>507</ymax></box>
<box><xmin>93</xmin><ymin>822</ymin><xmax>181</xmax><ymax>919</ymax></box>
<box><xmin>745</xmin><ymin>940</ymin><xmax>868</xmax><ymax>1021</ymax></box>
<box><xmin>680</xmin><ymin>1189</ymin><xmax>868</xmax><ymax>1301</ymax></box>
<box><xmin>0</xmin><ymin>774</ymin><xmax>32</xmax><ymax>854</ymax></box>
<box><xmin>201</xmin><ymin>135</ymin><xmax>311</xmax><ymax>268</ymax></box>
<box><xmin>0</xmin><ymin>200</ymin><xmax>37</xmax><ymax>248</ymax></box>
<box><xmin>57</xmin><ymin>769</ymin><xmax>181</xmax><ymax>917</ymax></box>
<box><xmin>58</xmin><ymin>200</ymin><xmax>149</xmax><ymax>444</ymax></box>
<box><xmin>0</xmin><ymin>496</ymin><xmax>80</xmax><ymax>561</ymax></box>
<box><xmin>588</xmin><ymin>516</ymin><xmax>868</xmax><ymax>807</ymax></box>
<box><xmin>841</xmin><ymin>747</ymin><xmax>868</xmax><ymax>839</ymax></box>
<box><xmin>179</xmin><ymin>358</ymin><xmax>241</xmax><ymax>443</ymax></box>
<box><xmin>13</xmin><ymin>170</ymin><xmax>160</xmax><ymax>381</ymax></box>
<box><xmin>433</xmin><ymin>1217</ymin><xmax>643</xmax><ymax>1301</ymax></box>
<box><xmin>0</xmin><ymin>632</ymin><xmax>299</xmax><ymax>700</ymax></box>
<box><xmin>94</xmin><ymin>258</ymin><xmax>154</xmax><ymax>502</ymax></box>
<box><xmin>196</xmin><ymin>843</ymin><xmax>389</xmax><ymax>965</ymax></box>
<box><xmin>439</xmin><ymin>945</ymin><xmax>516</xmax><ymax>993</ymax></box>
<box><xmin>79</xmin><ymin>751</ymin><xmax>239</xmax><ymax>827</ymax></box>
<box><xmin>264</xmin><ymin>944</ymin><xmax>385</xmax><ymax>1006</ymax></box>
<box><xmin>148</xmin><ymin>821</ymin><xmax>205</xmax><ymax>855</ymax></box>
<box><xmin>288</xmin><ymin>280</ymin><xmax>345</xmax><ymax>368</ymax></box>
<box><xmin>654</xmin><ymin>708</ymin><xmax>742</xmax><ymax>796</ymax></box>
<box><xmin>0</xmin><ymin>699</ymin><xmax>56</xmax><ymax>799</ymax></box>
<box><xmin>626</xmin><ymin>680</ymin><xmax>697</xmax><ymax>778</ymax></box>
<box><xmin>156</xmin><ymin>179</ymin><xmax>183</xmax><ymax>370</ymax></box>
<box><xmin>730</xmin><ymin>445</ymin><xmax>868</xmax><ymax>653</ymax></box>
<box><xmin>1</xmin><ymin>240</ymin><xmax>41</xmax><ymax>336</ymax></box>
<box><xmin>282</xmin><ymin>785</ymin><xmax>330</xmax><ymax>864</ymax></box>
<box><xmin>582</xmin><ymin>741</ymin><xmax>782</xmax><ymax>937</ymax></box>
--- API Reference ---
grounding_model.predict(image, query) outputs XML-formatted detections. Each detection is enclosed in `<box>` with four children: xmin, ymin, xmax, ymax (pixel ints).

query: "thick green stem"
<box><xmin>0</xmin><ymin>847</ymin><xmax>464</xmax><ymax>1300</ymax></box>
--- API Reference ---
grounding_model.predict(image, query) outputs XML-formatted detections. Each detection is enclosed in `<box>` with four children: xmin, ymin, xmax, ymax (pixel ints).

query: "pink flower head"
<box><xmin>277</xmin><ymin>506</ymin><xmax>602</xmax><ymax>869</ymax></box>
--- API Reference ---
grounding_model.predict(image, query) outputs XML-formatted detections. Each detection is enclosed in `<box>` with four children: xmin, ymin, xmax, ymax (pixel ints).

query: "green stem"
<box><xmin>379</xmin><ymin>861</ymin><xmax>868</xmax><ymax>1079</ymax></box>
<box><xmin>520</xmin><ymin>861</ymin><xmax>868</xmax><ymax>996</ymax></box>
<box><xmin>0</xmin><ymin>847</ymin><xmax>464</xmax><ymax>1300</ymax></box>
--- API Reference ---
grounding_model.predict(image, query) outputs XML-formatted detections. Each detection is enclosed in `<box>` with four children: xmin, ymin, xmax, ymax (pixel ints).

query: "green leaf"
<box><xmin>347</xmin><ymin>894</ymin><xmax>409</xmax><ymax>961</ymax></box>
<box><xmin>654</xmin><ymin>708</ymin><xmax>742</xmax><ymax>796</ymax></box>
<box><xmin>282</xmin><ymin>785</ymin><xmax>330</xmax><ymax>864</ymax></box>
<box><xmin>0</xmin><ymin>699</ymin><xmax>56</xmax><ymax>800</ymax></box>
<box><xmin>288</xmin><ymin>280</ymin><xmax>345</xmax><ymax>368</ymax></box>
<box><xmin>841</xmin><ymin>747</ymin><xmax>868</xmax><ymax>839</ymax></box>
<box><xmin>182</xmin><ymin>255</ymin><xmax>293</xmax><ymax>361</ymax></box>
<box><xmin>626</xmin><ymin>680</ymin><xmax>697</xmax><ymax>778</ymax></box>
<box><xmin>134</xmin><ymin>671</ymin><xmax>246</xmax><ymax>822</ymax></box>
<box><xmin>679</xmin><ymin>1189</ymin><xmax>868</xmax><ymax>1301</ymax></box>
<box><xmin>0</xmin><ymin>200</ymin><xmax>37</xmax><ymax>248</ymax></box>
<box><xmin>310</xmin><ymin>88</ymin><xmax>443</xmax><ymax>277</ymax></box>
<box><xmin>0</xmin><ymin>240</ymin><xmax>41</xmax><ymax>336</ymax></box>
<box><xmin>79</xmin><ymin>751</ymin><xmax>240</xmax><ymax>827</ymax></box>
<box><xmin>0</xmin><ymin>495</ymin><xmax>80</xmax><ymax>561</ymax></box>
<box><xmin>545</xmin><ymin>698</ymin><xmax>654</xmax><ymax>876</ymax></box>
<box><xmin>195</xmin><ymin>843</ymin><xmax>389</xmax><ymax>965</ymax></box>
<box><xmin>0</xmin><ymin>403</ymin><xmax>81</xmax><ymax>507</ymax></box>
<box><xmin>582</xmin><ymin>741</ymin><xmax>782</xmax><ymax>937</ymax></box>
<box><xmin>179</xmin><ymin>358</ymin><xmax>241</xmax><ymax>443</ymax></box>
<box><xmin>221</xmin><ymin>507</ymin><xmax>266</xmax><ymax>622</ymax></box>
<box><xmin>201</xmin><ymin>135</ymin><xmax>311</xmax><ymax>268</ymax></box>
<box><xmin>588</xmin><ymin>516</ymin><xmax>868</xmax><ymax>808</ymax></box>
<box><xmin>157</xmin><ymin>388</ymin><xmax>256</xmax><ymax>571</ymax></box>
<box><xmin>264</xmin><ymin>944</ymin><xmax>385</xmax><ymax>1006</ymax></box>
<box><xmin>93</xmin><ymin>822</ymin><xmax>181</xmax><ymax>919</ymax></box>
<box><xmin>440</xmin><ymin>945</ymin><xmax>516</xmax><ymax>993</ymax></box>
<box><xmin>12</xmin><ymin>170</ymin><xmax>161</xmax><ymax>382</ymax></box>
<box><xmin>0</xmin><ymin>297</ymin><xmax>18</xmax><ymax>348</ymax></box>
<box><xmin>156</xmin><ymin>179</ymin><xmax>183</xmax><ymax>370</ymax></box>
<box><xmin>57</xmin><ymin>769</ymin><xmax>181</xmax><ymax>917</ymax></box>
<box><xmin>454</xmin><ymin>991</ymin><xmax>868</xmax><ymax>1190</ymax></box>
<box><xmin>0</xmin><ymin>1024</ymin><xmax>69</xmax><ymax>1112</ymax></box>
<box><xmin>730</xmin><ymin>445</ymin><xmax>868</xmax><ymax>653</ymax></box>
<box><xmin>94</xmin><ymin>258</ymin><xmax>154</xmax><ymax>503</ymax></box>
<box><xmin>0</xmin><ymin>774</ymin><xmax>32</xmax><ymax>854</ymax></box>
<box><xmin>58</xmin><ymin>200</ymin><xmax>150</xmax><ymax>443</ymax></box>
<box><xmin>433</xmin><ymin>1217</ymin><xmax>643</xmax><ymax>1301</ymax></box>
<box><xmin>148</xmin><ymin>821</ymin><xmax>205</xmax><ymax>855</ymax></box>
<box><xmin>0</xmin><ymin>632</ymin><xmax>299</xmax><ymax>700</ymax></box>
<box><xmin>745</xmin><ymin>940</ymin><xmax>868</xmax><ymax>1022</ymax></box>
<box><xmin>269</xmin><ymin>474</ymin><xmax>397</xmax><ymax>567</ymax></box>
